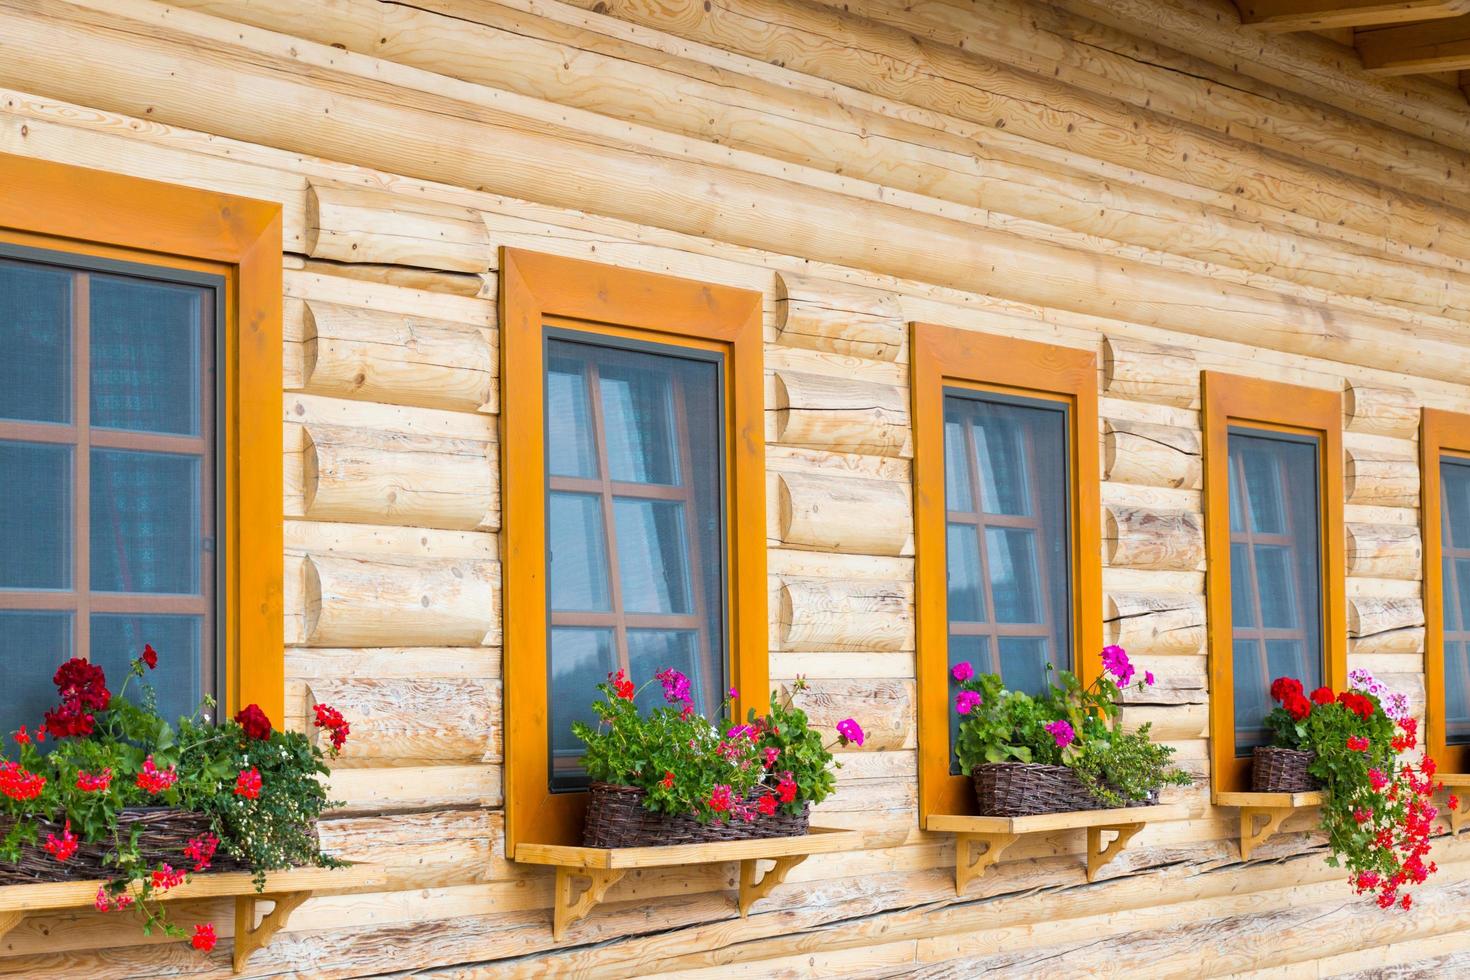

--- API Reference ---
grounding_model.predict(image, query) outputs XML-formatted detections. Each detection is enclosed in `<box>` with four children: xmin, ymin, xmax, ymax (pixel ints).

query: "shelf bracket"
<box><xmin>233</xmin><ymin>891</ymin><xmax>312</xmax><ymax>972</ymax></box>
<box><xmin>954</xmin><ymin>831</ymin><xmax>1018</xmax><ymax>895</ymax></box>
<box><xmin>1086</xmin><ymin>823</ymin><xmax>1145</xmax><ymax>882</ymax></box>
<box><xmin>738</xmin><ymin>854</ymin><xmax>807</xmax><ymax>917</ymax></box>
<box><xmin>552</xmin><ymin>867</ymin><xmax>625</xmax><ymax>941</ymax></box>
<box><xmin>1239</xmin><ymin>807</ymin><xmax>1294</xmax><ymax>861</ymax></box>
<box><xmin>0</xmin><ymin>910</ymin><xmax>22</xmax><ymax>943</ymax></box>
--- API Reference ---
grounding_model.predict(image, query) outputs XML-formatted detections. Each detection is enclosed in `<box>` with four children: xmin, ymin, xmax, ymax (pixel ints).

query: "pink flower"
<box><xmin>655</xmin><ymin>667</ymin><xmax>691</xmax><ymax>706</ymax></box>
<box><xmin>709</xmin><ymin>784</ymin><xmax>733</xmax><ymax>814</ymax></box>
<box><xmin>836</xmin><ymin>718</ymin><xmax>864</xmax><ymax>747</ymax></box>
<box><xmin>1101</xmin><ymin>645</ymin><xmax>1134</xmax><ymax>686</ymax></box>
<box><xmin>951</xmin><ymin>661</ymin><xmax>974</xmax><ymax>682</ymax></box>
<box><xmin>1044</xmin><ymin>719</ymin><xmax>1075</xmax><ymax>749</ymax></box>
<box><xmin>764</xmin><ymin>746</ymin><xmax>780</xmax><ymax>767</ymax></box>
<box><xmin>184</xmin><ymin>833</ymin><xmax>219</xmax><ymax>872</ymax></box>
<box><xmin>1144</xmin><ymin>671</ymin><xmax>1156</xmax><ymax>687</ymax></box>
<box><xmin>955</xmin><ymin>690</ymin><xmax>982</xmax><ymax>715</ymax></box>
<box><xmin>1369</xmin><ymin>768</ymin><xmax>1389</xmax><ymax>791</ymax></box>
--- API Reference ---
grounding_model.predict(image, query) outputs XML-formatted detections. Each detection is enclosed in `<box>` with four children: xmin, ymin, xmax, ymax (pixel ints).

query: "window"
<box><xmin>0</xmin><ymin>152</ymin><xmax>283</xmax><ymax>722</ymax></box>
<box><xmin>913</xmin><ymin>324</ymin><xmax>1100</xmax><ymax>820</ymax></box>
<box><xmin>1202</xmin><ymin>373</ymin><xmax>1345</xmax><ymax>795</ymax></box>
<box><xmin>501</xmin><ymin>249</ymin><xmax>764</xmax><ymax>847</ymax></box>
<box><xmin>545</xmin><ymin>335</ymin><xmax>725</xmax><ymax>790</ymax></box>
<box><xmin>1421</xmin><ymin>410</ymin><xmax>1470</xmax><ymax>773</ymax></box>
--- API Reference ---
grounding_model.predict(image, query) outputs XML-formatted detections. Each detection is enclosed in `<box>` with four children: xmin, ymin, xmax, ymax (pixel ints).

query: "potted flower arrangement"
<box><xmin>950</xmin><ymin>645</ymin><xmax>1192</xmax><ymax>816</ymax></box>
<box><xmin>572</xmin><ymin>668</ymin><xmax>861</xmax><ymax>847</ymax></box>
<box><xmin>1255</xmin><ymin>669</ymin><xmax>1439</xmax><ymax>910</ymax></box>
<box><xmin>0</xmin><ymin>645</ymin><xmax>351</xmax><ymax>952</ymax></box>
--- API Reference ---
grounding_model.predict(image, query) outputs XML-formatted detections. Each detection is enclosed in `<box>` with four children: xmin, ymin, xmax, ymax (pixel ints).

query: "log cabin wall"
<box><xmin>2</xmin><ymin>0</ymin><xmax>1470</xmax><ymax>974</ymax></box>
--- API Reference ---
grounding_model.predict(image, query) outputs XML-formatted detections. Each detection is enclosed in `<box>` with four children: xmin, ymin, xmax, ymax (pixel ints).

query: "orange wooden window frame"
<box><xmin>499</xmin><ymin>248</ymin><xmax>766</xmax><ymax>850</ymax></box>
<box><xmin>0</xmin><ymin>152</ymin><xmax>283</xmax><ymax>721</ymax></box>
<box><xmin>1421</xmin><ymin>409</ymin><xmax>1470</xmax><ymax>775</ymax></box>
<box><xmin>911</xmin><ymin>323</ymin><xmax>1102</xmax><ymax>822</ymax></box>
<box><xmin>1202</xmin><ymin>372</ymin><xmax>1345</xmax><ymax>798</ymax></box>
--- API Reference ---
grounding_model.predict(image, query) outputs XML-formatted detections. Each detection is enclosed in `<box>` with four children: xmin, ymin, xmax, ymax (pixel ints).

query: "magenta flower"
<box><xmin>1144</xmin><ymin>670</ymin><xmax>1155</xmax><ymax>687</ymax></box>
<box><xmin>955</xmin><ymin>690</ymin><xmax>982</xmax><ymax>715</ymax></box>
<box><xmin>951</xmin><ymin>661</ymin><xmax>974</xmax><ymax>683</ymax></box>
<box><xmin>1101</xmin><ymin>645</ymin><xmax>1135</xmax><ymax>686</ymax></box>
<box><xmin>836</xmin><ymin>718</ymin><xmax>864</xmax><ymax>747</ymax></box>
<box><xmin>655</xmin><ymin>667</ymin><xmax>692</xmax><ymax>706</ymax></box>
<box><xmin>1044</xmin><ymin>719</ymin><xmax>1075</xmax><ymax>749</ymax></box>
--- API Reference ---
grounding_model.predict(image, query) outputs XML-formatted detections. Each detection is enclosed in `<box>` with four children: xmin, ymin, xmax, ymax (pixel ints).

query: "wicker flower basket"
<box><xmin>1251</xmin><ymin>746</ymin><xmax>1320</xmax><ymax>793</ymax></box>
<box><xmin>971</xmin><ymin>763</ymin><xmax>1159</xmax><ymax>817</ymax></box>
<box><xmin>581</xmin><ymin>783</ymin><xmax>810</xmax><ymax>848</ymax></box>
<box><xmin>0</xmin><ymin>807</ymin><xmax>258</xmax><ymax>885</ymax></box>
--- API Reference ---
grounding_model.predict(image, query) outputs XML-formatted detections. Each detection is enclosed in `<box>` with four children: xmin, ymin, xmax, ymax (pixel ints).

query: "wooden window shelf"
<box><xmin>513</xmin><ymin>827</ymin><xmax>863</xmax><ymax>938</ymax></box>
<box><xmin>1440</xmin><ymin>774</ymin><xmax>1470</xmax><ymax>835</ymax></box>
<box><xmin>0</xmin><ymin>863</ymin><xmax>384</xmax><ymax>973</ymax></box>
<box><xmin>1216</xmin><ymin>790</ymin><xmax>1326</xmax><ymax>859</ymax></box>
<box><xmin>926</xmin><ymin>804</ymin><xmax>1186</xmax><ymax>894</ymax></box>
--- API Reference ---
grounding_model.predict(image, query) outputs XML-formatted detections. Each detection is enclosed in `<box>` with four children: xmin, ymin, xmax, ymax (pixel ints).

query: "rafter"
<box><xmin>1359</xmin><ymin>14</ymin><xmax>1470</xmax><ymax>73</ymax></box>
<box><xmin>1237</xmin><ymin>0</ymin><xmax>1470</xmax><ymax>32</ymax></box>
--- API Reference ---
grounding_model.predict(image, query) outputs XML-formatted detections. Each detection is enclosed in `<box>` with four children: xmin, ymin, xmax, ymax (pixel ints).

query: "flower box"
<box><xmin>971</xmin><ymin>762</ymin><xmax>1159</xmax><ymax>817</ymax></box>
<box><xmin>0</xmin><ymin>806</ymin><xmax>258</xmax><ymax>885</ymax></box>
<box><xmin>583</xmin><ymin>782</ymin><xmax>809</xmax><ymax>848</ymax></box>
<box><xmin>1250</xmin><ymin>746</ymin><xmax>1319</xmax><ymax>793</ymax></box>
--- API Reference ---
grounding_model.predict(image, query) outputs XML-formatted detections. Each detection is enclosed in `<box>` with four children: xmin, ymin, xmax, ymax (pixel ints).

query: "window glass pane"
<box><xmin>1447</xmin><ymin>642</ymin><xmax>1470</xmax><ymax>746</ymax></box>
<box><xmin>600</xmin><ymin>359</ymin><xmax>678</xmax><ymax>486</ymax></box>
<box><xmin>942</xmin><ymin>413</ymin><xmax>973</xmax><ymax>513</ymax></box>
<box><xmin>972</xmin><ymin>410</ymin><xmax>1030</xmax><ymax>516</ymax></box>
<box><xmin>946</xmin><ymin>523</ymin><xmax>984</xmax><ymax>623</ymax></box>
<box><xmin>0</xmin><ymin>612</ymin><xmax>72</xmax><ymax>739</ymax></box>
<box><xmin>1457</xmin><ymin>558</ymin><xmax>1470</xmax><ymax>636</ymax></box>
<box><xmin>1444</xmin><ymin>458</ymin><xmax>1470</xmax><ymax>550</ymax></box>
<box><xmin>544</xmin><ymin>334</ymin><xmax>727</xmax><ymax>787</ymax></box>
<box><xmin>1228</xmin><ymin>429</ymin><xmax>1322</xmax><ymax>757</ymax></box>
<box><xmin>89</xmin><ymin>275</ymin><xmax>205</xmax><ymax>435</ymax></box>
<box><xmin>998</xmin><ymin>636</ymin><xmax>1050</xmax><ymax>697</ymax></box>
<box><xmin>613</xmin><ymin>498</ymin><xmax>692</xmax><ymax>615</ymax></box>
<box><xmin>549</xmin><ymin>627</ymin><xmax>616</xmax><ymax>791</ymax></box>
<box><xmin>91</xmin><ymin>614</ymin><xmax>202</xmax><ymax>724</ymax></box>
<box><xmin>947</xmin><ymin>633</ymin><xmax>991</xmax><ymax>773</ymax></box>
<box><xmin>986</xmin><ymin>527</ymin><xmax>1041</xmax><ymax>624</ymax></box>
<box><xmin>548</xmin><ymin>492</ymin><xmax>610</xmax><ymax>612</ymax></box>
<box><xmin>942</xmin><ymin>391</ymin><xmax>1071</xmax><ymax>689</ymax></box>
<box><xmin>0</xmin><ymin>441</ymin><xmax>71</xmax><ymax>589</ymax></box>
<box><xmin>1233</xmin><ymin>638</ymin><xmax>1269</xmax><ymax>752</ymax></box>
<box><xmin>91</xmin><ymin>449</ymin><xmax>200</xmax><ymax>594</ymax></box>
<box><xmin>0</xmin><ymin>259</ymin><xmax>70</xmax><ymax>424</ymax></box>
<box><xmin>546</xmin><ymin>353</ymin><xmax>597</xmax><ymax>479</ymax></box>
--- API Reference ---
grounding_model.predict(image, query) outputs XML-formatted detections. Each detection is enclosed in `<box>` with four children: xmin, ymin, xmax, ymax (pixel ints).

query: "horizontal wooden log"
<box><xmin>302</xmin><ymin>554</ymin><xmax>499</xmax><ymax>647</ymax></box>
<box><xmin>1345</xmin><ymin>447</ymin><xmax>1420</xmax><ymax>507</ymax></box>
<box><xmin>301</xmin><ymin>423</ymin><xmax>496</xmax><ymax>530</ymax></box>
<box><xmin>1104</xmin><ymin>505</ymin><xmax>1205</xmax><ymax>571</ymax></box>
<box><xmin>302</xmin><ymin>299</ymin><xmax>495</xmax><ymax>413</ymax></box>
<box><xmin>774</xmin><ymin>271</ymin><xmax>905</xmax><ymax>361</ymax></box>
<box><xmin>1101</xmin><ymin>336</ymin><xmax>1198</xmax><ymax>408</ymax></box>
<box><xmin>1344</xmin><ymin>381</ymin><xmax>1419</xmax><ymax>438</ymax></box>
<box><xmin>1346</xmin><ymin>522</ymin><xmax>1423</xmax><ymax>580</ymax></box>
<box><xmin>772</xmin><ymin>369</ymin><xmax>910</xmax><ymax>457</ymax></box>
<box><xmin>775</xmin><ymin>470</ymin><xmax>912</xmax><ymax>555</ymax></box>
<box><xmin>325</xmin><ymin>763</ymin><xmax>502</xmax><ymax>812</ymax></box>
<box><xmin>1347</xmin><ymin>596</ymin><xmax>1426</xmax><ymax>654</ymax></box>
<box><xmin>308</xmin><ymin>182</ymin><xmax>491</xmax><ymax>273</ymax></box>
<box><xmin>777</xmin><ymin>576</ymin><xmax>913</xmax><ymax>651</ymax></box>
<box><xmin>318</xmin><ymin>809</ymin><xmax>501</xmax><ymax>888</ymax></box>
<box><xmin>306</xmin><ymin>679</ymin><xmax>499</xmax><ymax>765</ymax></box>
<box><xmin>785</xmin><ymin>678</ymin><xmax>914</xmax><ymax>751</ymax></box>
<box><xmin>1104</xmin><ymin>591</ymin><xmax>1206</xmax><ymax>655</ymax></box>
<box><xmin>1118</xmin><ymin>703</ymin><xmax>1209</xmax><ymax>740</ymax></box>
<box><xmin>1102</xmin><ymin>418</ymin><xmax>1201</xmax><ymax>489</ymax></box>
<box><xmin>1238</xmin><ymin>0</ymin><xmax>1470</xmax><ymax>32</ymax></box>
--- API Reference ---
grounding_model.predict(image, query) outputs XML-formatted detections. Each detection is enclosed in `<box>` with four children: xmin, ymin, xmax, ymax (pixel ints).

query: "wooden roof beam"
<box><xmin>1358</xmin><ymin>14</ymin><xmax>1470</xmax><ymax>73</ymax></box>
<box><xmin>1237</xmin><ymin>0</ymin><xmax>1470</xmax><ymax>32</ymax></box>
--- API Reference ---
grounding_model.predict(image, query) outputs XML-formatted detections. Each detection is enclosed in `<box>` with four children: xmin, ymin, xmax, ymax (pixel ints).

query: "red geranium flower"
<box><xmin>234</xmin><ymin>767</ymin><xmax>263</xmax><ymax>800</ymax></box>
<box><xmin>0</xmin><ymin>762</ymin><xmax>45</xmax><ymax>801</ymax></box>
<box><xmin>1270</xmin><ymin>677</ymin><xmax>1304</xmax><ymax>703</ymax></box>
<box><xmin>661</xmin><ymin>771</ymin><xmax>674</xmax><ymax>789</ymax></box>
<box><xmin>234</xmin><ymin>703</ymin><xmax>273</xmax><ymax>741</ymax></box>
<box><xmin>757</xmin><ymin>794</ymin><xmax>778</xmax><ymax>816</ymax></box>
<box><xmin>312</xmin><ymin>703</ymin><xmax>351</xmax><ymax>751</ymax></box>
<box><xmin>151</xmin><ymin>863</ymin><xmax>185</xmax><ymax>891</ymax></box>
<box><xmin>1284</xmin><ymin>692</ymin><xmax>1312</xmax><ymax>721</ymax></box>
<box><xmin>777</xmin><ymin>773</ymin><xmax>798</xmax><ymax>804</ymax></box>
<box><xmin>43</xmin><ymin>821</ymin><xmax>78</xmax><ymax>863</ymax></box>
<box><xmin>609</xmin><ymin>669</ymin><xmax>635</xmax><ymax>701</ymax></box>
<box><xmin>1310</xmin><ymin>687</ymin><xmax>1334</xmax><ymax>706</ymax></box>
<box><xmin>192</xmin><ymin>922</ymin><xmax>217</xmax><ymax>952</ymax></box>
<box><xmin>1347</xmin><ymin>735</ymin><xmax>1370</xmax><ymax>752</ymax></box>
<box><xmin>141</xmin><ymin>644</ymin><xmax>158</xmax><ymax>670</ymax></box>
<box><xmin>136</xmin><ymin>756</ymin><xmax>178</xmax><ymax>794</ymax></box>
<box><xmin>76</xmin><ymin>768</ymin><xmax>113</xmax><ymax>793</ymax></box>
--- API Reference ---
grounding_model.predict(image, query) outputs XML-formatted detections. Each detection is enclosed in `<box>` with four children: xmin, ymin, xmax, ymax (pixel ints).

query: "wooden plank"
<box><xmin>1360</xmin><ymin>14</ymin><xmax>1470</xmax><ymax>74</ymax></box>
<box><xmin>927</xmin><ymin>804</ymin><xmax>1187</xmax><ymax>834</ymax></box>
<box><xmin>0</xmin><ymin>864</ymin><xmax>385</xmax><ymax>912</ymax></box>
<box><xmin>514</xmin><ymin>827</ymin><xmax>863</xmax><ymax>869</ymax></box>
<box><xmin>1216</xmin><ymin>791</ymin><xmax>1326</xmax><ymax>808</ymax></box>
<box><xmin>1238</xmin><ymin>0</ymin><xmax>1470</xmax><ymax>31</ymax></box>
